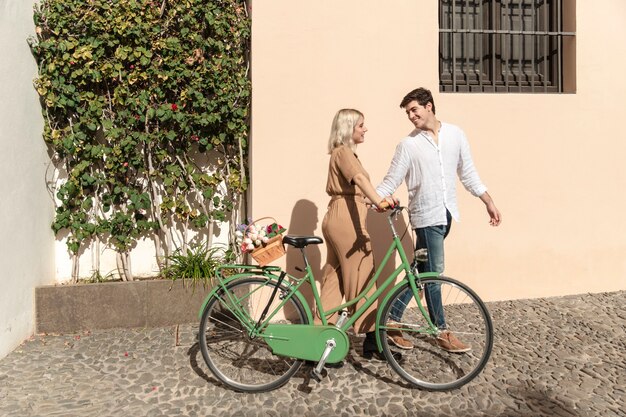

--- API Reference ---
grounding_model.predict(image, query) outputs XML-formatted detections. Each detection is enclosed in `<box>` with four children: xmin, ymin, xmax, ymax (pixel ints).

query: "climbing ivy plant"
<box><xmin>29</xmin><ymin>0</ymin><xmax>250</xmax><ymax>281</ymax></box>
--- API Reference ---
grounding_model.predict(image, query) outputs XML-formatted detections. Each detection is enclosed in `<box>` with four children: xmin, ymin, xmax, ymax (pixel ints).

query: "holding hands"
<box><xmin>373</xmin><ymin>195</ymin><xmax>399</xmax><ymax>212</ymax></box>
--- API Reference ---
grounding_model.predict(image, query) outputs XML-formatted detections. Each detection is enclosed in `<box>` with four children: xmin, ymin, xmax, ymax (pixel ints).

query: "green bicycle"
<box><xmin>198</xmin><ymin>206</ymin><xmax>493</xmax><ymax>392</ymax></box>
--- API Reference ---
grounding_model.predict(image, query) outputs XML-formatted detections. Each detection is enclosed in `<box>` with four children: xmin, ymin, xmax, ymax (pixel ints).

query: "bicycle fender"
<box><xmin>197</xmin><ymin>273</ymin><xmax>314</xmax><ymax>323</ymax></box>
<box><xmin>373</xmin><ymin>272</ymin><xmax>441</xmax><ymax>351</ymax></box>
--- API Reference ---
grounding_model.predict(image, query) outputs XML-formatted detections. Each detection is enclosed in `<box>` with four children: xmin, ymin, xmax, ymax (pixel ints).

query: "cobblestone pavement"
<box><xmin>0</xmin><ymin>291</ymin><xmax>624</xmax><ymax>417</ymax></box>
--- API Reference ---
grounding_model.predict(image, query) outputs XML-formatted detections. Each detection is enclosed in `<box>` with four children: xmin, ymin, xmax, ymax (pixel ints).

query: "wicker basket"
<box><xmin>245</xmin><ymin>217</ymin><xmax>286</xmax><ymax>267</ymax></box>
<box><xmin>251</xmin><ymin>234</ymin><xmax>285</xmax><ymax>267</ymax></box>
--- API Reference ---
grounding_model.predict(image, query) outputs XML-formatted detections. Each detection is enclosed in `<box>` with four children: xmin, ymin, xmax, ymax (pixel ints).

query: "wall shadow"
<box><xmin>366</xmin><ymin>210</ymin><xmax>414</xmax><ymax>302</ymax></box>
<box><xmin>285</xmin><ymin>199</ymin><xmax>322</xmax><ymax>309</ymax></box>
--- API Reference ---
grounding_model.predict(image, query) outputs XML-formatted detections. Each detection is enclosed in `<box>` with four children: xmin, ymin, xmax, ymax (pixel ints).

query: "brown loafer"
<box><xmin>387</xmin><ymin>324</ymin><xmax>414</xmax><ymax>350</ymax></box>
<box><xmin>436</xmin><ymin>330</ymin><xmax>471</xmax><ymax>353</ymax></box>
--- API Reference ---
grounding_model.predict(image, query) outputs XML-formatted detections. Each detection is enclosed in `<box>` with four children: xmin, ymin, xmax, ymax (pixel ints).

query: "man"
<box><xmin>377</xmin><ymin>87</ymin><xmax>501</xmax><ymax>353</ymax></box>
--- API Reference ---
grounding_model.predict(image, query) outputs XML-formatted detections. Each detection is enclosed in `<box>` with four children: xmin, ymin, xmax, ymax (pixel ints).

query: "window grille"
<box><xmin>439</xmin><ymin>0</ymin><xmax>576</xmax><ymax>93</ymax></box>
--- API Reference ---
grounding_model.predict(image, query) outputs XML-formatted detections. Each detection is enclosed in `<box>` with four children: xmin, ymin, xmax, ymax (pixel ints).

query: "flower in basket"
<box><xmin>265</xmin><ymin>223</ymin><xmax>287</xmax><ymax>239</ymax></box>
<box><xmin>235</xmin><ymin>221</ymin><xmax>286</xmax><ymax>254</ymax></box>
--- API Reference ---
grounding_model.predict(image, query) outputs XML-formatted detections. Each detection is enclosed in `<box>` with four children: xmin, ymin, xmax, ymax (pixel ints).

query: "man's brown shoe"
<box><xmin>436</xmin><ymin>330</ymin><xmax>471</xmax><ymax>353</ymax></box>
<box><xmin>387</xmin><ymin>324</ymin><xmax>414</xmax><ymax>350</ymax></box>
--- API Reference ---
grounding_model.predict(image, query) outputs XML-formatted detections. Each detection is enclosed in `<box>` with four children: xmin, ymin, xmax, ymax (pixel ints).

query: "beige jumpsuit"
<box><xmin>318</xmin><ymin>145</ymin><xmax>378</xmax><ymax>334</ymax></box>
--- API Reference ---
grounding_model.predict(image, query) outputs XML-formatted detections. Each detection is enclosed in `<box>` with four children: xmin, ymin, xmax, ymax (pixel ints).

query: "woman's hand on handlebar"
<box><xmin>377</xmin><ymin>196</ymin><xmax>399</xmax><ymax>212</ymax></box>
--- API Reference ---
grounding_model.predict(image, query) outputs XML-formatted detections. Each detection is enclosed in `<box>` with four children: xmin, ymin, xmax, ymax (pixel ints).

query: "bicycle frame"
<box><xmin>199</xmin><ymin>208</ymin><xmax>440</xmax><ymax>352</ymax></box>
<box><xmin>314</xmin><ymin>209</ymin><xmax>440</xmax><ymax>350</ymax></box>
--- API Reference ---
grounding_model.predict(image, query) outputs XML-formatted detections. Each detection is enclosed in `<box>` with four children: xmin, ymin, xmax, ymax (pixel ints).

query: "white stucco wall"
<box><xmin>0</xmin><ymin>0</ymin><xmax>55</xmax><ymax>358</ymax></box>
<box><xmin>53</xmin><ymin>225</ymin><xmax>231</xmax><ymax>282</ymax></box>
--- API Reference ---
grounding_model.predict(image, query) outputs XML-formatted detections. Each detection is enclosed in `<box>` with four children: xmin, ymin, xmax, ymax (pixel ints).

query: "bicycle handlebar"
<box><xmin>378</xmin><ymin>200</ymin><xmax>405</xmax><ymax>216</ymax></box>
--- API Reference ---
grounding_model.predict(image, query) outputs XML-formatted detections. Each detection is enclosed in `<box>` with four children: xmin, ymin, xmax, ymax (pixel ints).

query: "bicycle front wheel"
<box><xmin>379</xmin><ymin>276</ymin><xmax>493</xmax><ymax>391</ymax></box>
<box><xmin>199</xmin><ymin>276</ymin><xmax>309</xmax><ymax>392</ymax></box>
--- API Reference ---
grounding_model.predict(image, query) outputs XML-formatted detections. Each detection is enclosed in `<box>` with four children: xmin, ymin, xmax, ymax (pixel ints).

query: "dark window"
<box><xmin>439</xmin><ymin>0</ymin><xmax>576</xmax><ymax>93</ymax></box>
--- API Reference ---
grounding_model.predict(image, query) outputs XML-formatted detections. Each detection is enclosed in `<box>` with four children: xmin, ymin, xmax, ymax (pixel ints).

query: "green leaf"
<box><xmin>202</xmin><ymin>188</ymin><xmax>214</xmax><ymax>199</ymax></box>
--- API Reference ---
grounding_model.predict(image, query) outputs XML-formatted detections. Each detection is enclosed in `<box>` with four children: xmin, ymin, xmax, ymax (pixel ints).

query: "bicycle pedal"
<box><xmin>414</xmin><ymin>248</ymin><xmax>428</xmax><ymax>262</ymax></box>
<box><xmin>310</xmin><ymin>367</ymin><xmax>327</xmax><ymax>382</ymax></box>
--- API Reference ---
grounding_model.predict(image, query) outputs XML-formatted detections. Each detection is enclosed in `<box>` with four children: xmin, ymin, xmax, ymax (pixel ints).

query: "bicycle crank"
<box><xmin>311</xmin><ymin>338</ymin><xmax>336</xmax><ymax>382</ymax></box>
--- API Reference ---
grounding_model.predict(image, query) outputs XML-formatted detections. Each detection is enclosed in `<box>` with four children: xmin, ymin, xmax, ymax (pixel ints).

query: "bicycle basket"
<box><xmin>243</xmin><ymin>217</ymin><xmax>287</xmax><ymax>267</ymax></box>
<box><xmin>251</xmin><ymin>234</ymin><xmax>285</xmax><ymax>266</ymax></box>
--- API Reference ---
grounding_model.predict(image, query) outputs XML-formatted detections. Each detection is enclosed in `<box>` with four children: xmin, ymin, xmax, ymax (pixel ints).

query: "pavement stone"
<box><xmin>0</xmin><ymin>291</ymin><xmax>624</xmax><ymax>416</ymax></box>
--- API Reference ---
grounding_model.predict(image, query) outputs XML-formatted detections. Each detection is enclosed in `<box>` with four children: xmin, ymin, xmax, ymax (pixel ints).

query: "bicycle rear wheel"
<box><xmin>199</xmin><ymin>276</ymin><xmax>309</xmax><ymax>392</ymax></box>
<box><xmin>379</xmin><ymin>276</ymin><xmax>493</xmax><ymax>391</ymax></box>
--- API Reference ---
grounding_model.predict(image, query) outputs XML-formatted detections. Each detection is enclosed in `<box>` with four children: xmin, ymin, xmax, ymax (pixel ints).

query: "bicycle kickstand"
<box><xmin>311</xmin><ymin>338</ymin><xmax>336</xmax><ymax>382</ymax></box>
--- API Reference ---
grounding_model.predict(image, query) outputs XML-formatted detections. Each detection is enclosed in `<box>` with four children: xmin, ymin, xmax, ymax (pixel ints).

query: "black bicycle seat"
<box><xmin>282</xmin><ymin>235</ymin><xmax>323</xmax><ymax>248</ymax></box>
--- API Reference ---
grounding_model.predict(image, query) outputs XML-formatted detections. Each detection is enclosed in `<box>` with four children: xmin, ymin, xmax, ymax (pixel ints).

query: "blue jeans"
<box><xmin>389</xmin><ymin>210</ymin><xmax>452</xmax><ymax>329</ymax></box>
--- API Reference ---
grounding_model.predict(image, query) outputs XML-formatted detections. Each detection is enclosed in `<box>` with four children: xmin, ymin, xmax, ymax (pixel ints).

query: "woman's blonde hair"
<box><xmin>327</xmin><ymin>109</ymin><xmax>363</xmax><ymax>154</ymax></box>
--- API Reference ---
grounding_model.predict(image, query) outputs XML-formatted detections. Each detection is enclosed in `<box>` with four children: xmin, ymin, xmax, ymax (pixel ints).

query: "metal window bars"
<box><xmin>439</xmin><ymin>0</ymin><xmax>575</xmax><ymax>93</ymax></box>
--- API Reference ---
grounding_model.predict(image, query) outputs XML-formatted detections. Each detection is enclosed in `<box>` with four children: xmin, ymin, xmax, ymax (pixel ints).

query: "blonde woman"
<box><xmin>318</xmin><ymin>109</ymin><xmax>396</xmax><ymax>359</ymax></box>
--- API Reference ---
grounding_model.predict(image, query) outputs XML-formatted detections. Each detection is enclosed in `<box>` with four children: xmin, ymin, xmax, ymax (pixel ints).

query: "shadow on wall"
<box><xmin>283</xmin><ymin>200</ymin><xmax>415</xmax><ymax>319</ymax></box>
<box><xmin>366</xmin><ymin>209</ymin><xmax>414</xmax><ymax>299</ymax></box>
<box><xmin>285</xmin><ymin>199</ymin><xmax>322</xmax><ymax>309</ymax></box>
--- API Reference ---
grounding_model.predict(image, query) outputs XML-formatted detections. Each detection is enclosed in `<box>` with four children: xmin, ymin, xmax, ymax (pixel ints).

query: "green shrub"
<box><xmin>162</xmin><ymin>244</ymin><xmax>226</xmax><ymax>291</ymax></box>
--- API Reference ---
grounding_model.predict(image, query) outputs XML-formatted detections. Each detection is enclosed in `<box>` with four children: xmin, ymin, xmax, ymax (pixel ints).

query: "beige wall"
<box><xmin>251</xmin><ymin>0</ymin><xmax>626</xmax><ymax>302</ymax></box>
<box><xmin>0</xmin><ymin>0</ymin><xmax>55</xmax><ymax>358</ymax></box>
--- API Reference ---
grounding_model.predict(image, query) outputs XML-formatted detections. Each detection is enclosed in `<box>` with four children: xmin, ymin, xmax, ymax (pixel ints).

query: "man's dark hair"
<box><xmin>400</xmin><ymin>87</ymin><xmax>436</xmax><ymax>115</ymax></box>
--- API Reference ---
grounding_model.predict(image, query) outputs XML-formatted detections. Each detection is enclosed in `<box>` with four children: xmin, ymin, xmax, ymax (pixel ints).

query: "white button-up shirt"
<box><xmin>376</xmin><ymin>122</ymin><xmax>487</xmax><ymax>229</ymax></box>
